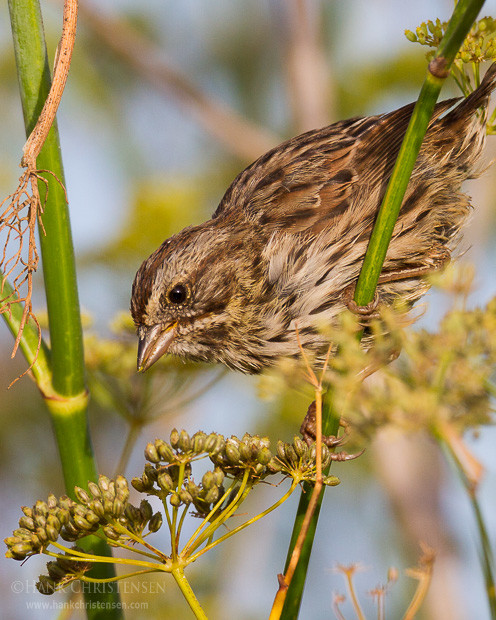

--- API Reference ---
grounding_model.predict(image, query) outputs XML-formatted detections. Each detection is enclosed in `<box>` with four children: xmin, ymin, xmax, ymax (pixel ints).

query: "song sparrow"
<box><xmin>131</xmin><ymin>64</ymin><xmax>496</xmax><ymax>374</ymax></box>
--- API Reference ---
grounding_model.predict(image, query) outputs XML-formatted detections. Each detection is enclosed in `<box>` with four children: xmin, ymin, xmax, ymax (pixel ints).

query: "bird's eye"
<box><xmin>168</xmin><ymin>284</ymin><xmax>188</xmax><ymax>304</ymax></box>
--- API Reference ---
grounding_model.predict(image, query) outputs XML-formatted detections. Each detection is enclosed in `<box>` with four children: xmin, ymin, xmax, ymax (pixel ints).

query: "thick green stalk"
<box><xmin>280</xmin><ymin>1</ymin><xmax>486</xmax><ymax>616</ymax></box>
<box><xmin>9</xmin><ymin>0</ymin><xmax>84</xmax><ymax>396</ymax></box>
<box><xmin>8</xmin><ymin>0</ymin><xmax>97</xmax><ymax>500</ymax></box>
<box><xmin>280</xmin><ymin>395</ymin><xmax>340</xmax><ymax>619</ymax></box>
<box><xmin>354</xmin><ymin>0</ymin><xmax>486</xmax><ymax>306</ymax></box>
<box><xmin>7</xmin><ymin>1</ymin><xmax>122</xmax><ymax>617</ymax></box>
<box><xmin>172</xmin><ymin>567</ymin><xmax>208</xmax><ymax>620</ymax></box>
<box><xmin>2</xmin><ymin>278</ymin><xmax>122</xmax><ymax>620</ymax></box>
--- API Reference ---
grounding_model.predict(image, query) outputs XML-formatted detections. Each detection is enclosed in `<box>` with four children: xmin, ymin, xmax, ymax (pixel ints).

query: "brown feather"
<box><xmin>132</xmin><ymin>64</ymin><xmax>496</xmax><ymax>373</ymax></box>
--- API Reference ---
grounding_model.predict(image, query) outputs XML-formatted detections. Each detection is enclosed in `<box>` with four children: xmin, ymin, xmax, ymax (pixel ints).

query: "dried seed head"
<box><xmin>98</xmin><ymin>475</ymin><xmax>111</xmax><ymax>493</ymax></box>
<box><xmin>145</xmin><ymin>443</ymin><xmax>160</xmax><ymax>463</ymax></box>
<box><xmin>178</xmin><ymin>430</ymin><xmax>192</xmax><ymax>452</ymax></box>
<box><xmin>148</xmin><ymin>512</ymin><xmax>163</xmax><ymax>533</ymax></box>
<box><xmin>139</xmin><ymin>500</ymin><xmax>153</xmax><ymax>522</ymax></box>
<box><xmin>170</xmin><ymin>428</ymin><xmax>180</xmax><ymax>448</ymax></box>
<box><xmin>74</xmin><ymin>486</ymin><xmax>91</xmax><ymax>505</ymax></box>
<box><xmin>191</xmin><ymin>431</ymin><xmax>206</xmax><ymax>451</ymax></box>
<box><xmin>88</xmin><ymin>482</ymin><xmax>101</xmax><ymax>499</ymax></box>
<box><xmin>156</xmin><ymin>440</ymin><xmax>174</xmax><ymax>462</ymax></box>
<box><xmin>157</xmin><ymin>471</ymin><xmax>174</xmax><ymax>492</ymax></box>
<box><xmin>37</xmin><ymin>575</ymin><xmax>57</xmax><ymax>595</ymax></box>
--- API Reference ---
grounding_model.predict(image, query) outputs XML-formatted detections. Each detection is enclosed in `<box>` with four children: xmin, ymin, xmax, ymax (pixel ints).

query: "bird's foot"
<box><xmin>342</xmin><ymin>286</ymin><xmax>380</xmax><ymax>320</ymax></box>
<box><xmin>376</xmin><ymin>247</ymin><xmax>451</xmax><ymax>285</ymax></box>
<box><xmin>342</xmin><ymin>247</ymin><xmax>451</xmax><ymax>321</ymax></box>
<box><xmin>300</xmin><ymin>402</ymin><xmax>363</xmax><ymax>461</ymax></box>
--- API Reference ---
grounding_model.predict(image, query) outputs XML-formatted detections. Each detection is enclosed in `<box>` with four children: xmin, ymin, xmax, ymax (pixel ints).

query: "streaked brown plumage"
<box><xmin>131</xmin><ymin>64</ymin><xmax>496</xmax><ymax>374</ymax></box>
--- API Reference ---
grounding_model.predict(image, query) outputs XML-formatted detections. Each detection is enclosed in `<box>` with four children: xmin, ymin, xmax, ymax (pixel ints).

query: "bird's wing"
<box><xmin>213</xmin><ymin>98</ymin><xmax>459</xmax><ymax>234</ymax></box>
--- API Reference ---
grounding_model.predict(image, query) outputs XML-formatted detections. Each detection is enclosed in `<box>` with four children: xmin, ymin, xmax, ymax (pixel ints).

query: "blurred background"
<box><xmin>1</xmin><ymin>1</ymin><xmax>496</xmax><ymax>618</ymax></box>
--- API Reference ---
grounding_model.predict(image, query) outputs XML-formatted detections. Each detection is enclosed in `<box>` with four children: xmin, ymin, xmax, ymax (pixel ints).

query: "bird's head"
<box><xmin>131</xmin><ymin>223</ymin><xmax>251</xmax><ymax>371</ymax></box>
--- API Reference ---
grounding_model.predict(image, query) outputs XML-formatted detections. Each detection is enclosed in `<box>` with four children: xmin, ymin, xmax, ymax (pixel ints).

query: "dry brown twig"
<box><xmin>269</xmin><ymin>331</ymin><xmax>332</xmax><ymax>619</ymax></box>
<box><xmin>403</xmin><ymin>543</ymin><xmax>436</xmax><ymax>620</ymax></box>
<box><xmin>1</xmin><ymin>0</ymin><xmax>78</xmax><ymax>364</ymax></box>
<box><xmin>331</xmin><ymin>549</ymin><xmax>434</xmax><ymax>620</ymax></box>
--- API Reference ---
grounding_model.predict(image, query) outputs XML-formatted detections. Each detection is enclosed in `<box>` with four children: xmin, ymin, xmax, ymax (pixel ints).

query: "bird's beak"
<box><xmin>137</xmin><ymin>323</ymin><xmax>177</xmax><ymax>372</ymax></box>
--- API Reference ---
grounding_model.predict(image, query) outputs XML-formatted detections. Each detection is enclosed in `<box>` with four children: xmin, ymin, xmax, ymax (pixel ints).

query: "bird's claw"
<box><xmin>342</xmin><ymin>285</ymin><xmax>380</xmax><ymax>320</ymax></box>
<box><xmin>300</xmin><ymin>401</ymin><xmax>350</xmax><ymax>449</ymax></box>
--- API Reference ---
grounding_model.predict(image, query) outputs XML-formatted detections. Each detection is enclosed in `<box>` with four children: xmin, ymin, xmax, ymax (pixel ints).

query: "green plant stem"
<box><xmin>437</xmin><ymin>436</ymin><xmax>496</xmax><ymax>618</ymax></box>
<box><xmin>8</xmin><ymin>0</ymin><xmax>94</xmax><ymax>492</ymax></box>
<box><xmin>1</xmin><ymin>281</ymin><xmax>122</xmax><ymax>617</ymax></box>
<box><xmin>189</xmin><ymin>478</ymin><xmax>299</xmax><ymax>564</ymax></box>
<box><xmin>9</xmin><ymin>3</ymin><xmax>84</xmax><ymax>396</ymax></box>
<box><xmin>354</xmin><ymin>0</ymin><xmax>486</xmax><ymax>307</ymax></box>
<box><xmin>172</xmin><ymin>566</ymin><xmax>208</xmax><ymax>620</ymax></box>
<box><xmin>8</xmin><ymin>1</ymin><xmax>122</xmax><ymax>617</ymax></box>
<box><xmin>181</xmin><ymin>478</ymin><xmax>241</xmax><ymax>556</ymax></box>
<box><xmin>49</xmin><ymin>544</ymin><xmax>163</xmax><ymax>571</ymax></box>
<box><xmin>280</xmin><ymin>392</ymin><xmax>340</xmax><ymax>619</ymax></box>
<box><xmin>280</xmin><ymin>1</ymin><xmax>486</xmax><ymax>617</ymax></box>
<box><xmin>115</xmin><ymin>419</ymin><xmax>141</xmax><ymax>476</ymax></box>
<box><xmin>472</xmin><ymin>496</ymin><xmax>496</xmax><ymax>619</ymax></box>
<box><xmin>187</xmin><ymin>472</ymin><xmax>252</xmax><ymax>554</ymax></box>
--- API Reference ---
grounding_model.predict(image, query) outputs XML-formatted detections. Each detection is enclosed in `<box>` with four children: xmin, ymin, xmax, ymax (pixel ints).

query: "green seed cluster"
<box><xmin>5</xmin><ymin>475</ymin><xmax>162</xmax><ymax>561</ymax></box>
<box><xmin>404</xmin><ymin>18</ymin><xmax>448</xmax><ymax>47</ymax></box>
<box><xmin>37</xmin><ymin>548</ymin><xmax>91</xmax><ymax>595</ymax></box>
<box><xmin>132</xmin><ymin>430</ymin><xmax>340</xmax><ymax>515</ymax></box>
<box><xmin>133</xmin><ymin>430</ymin><xmax>232</xmax><ymax>517</ymax></box>
<box><xmin>6</xmin><ymin>429</ymin><xmax>345</xmax><ymax>588</ymax></box>
<box><xmin>144</xmin><ymin>429</ymin><xmax>226</xmax><ymax>465</ymax></box>
<box><xmin>72</xmin><ymin>475</ymin><xmax>162</xmax><ymax>542</ymax></box>
<box><xmin>273</xmin><ymin>436</ymin><xmax>340</xmax><ymax>486</ymax></box>
<box><xmin>5</xmin><ymin>494</ymin><xmax>73</xmax><ymax>561</ymax></box>
<box><xmin>209</xmin><ymin>433</ymin><xmax>274</xmax><ymax>478</ymax></box>
<box><xmin>405</xmin><ymin>17</ymin><xmax>496</xmax><ymax>64</ymax></box>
